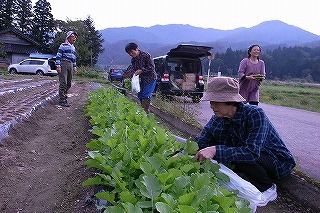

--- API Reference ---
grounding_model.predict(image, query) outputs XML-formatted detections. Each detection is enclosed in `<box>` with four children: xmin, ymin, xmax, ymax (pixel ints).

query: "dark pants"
<box><xmin>249</xmin><ymin>101</ymin><xmax>259</xmax><ymax>105</ymax></box>
<box><xmin>58</xmin><ymin>60</ymin><xmax>73</xmax><ymax>103</ymax></box>
<box><xmin>233</xmin><ymin>153</ymin><xmax>276</xmax><ymax>192</ymax></box>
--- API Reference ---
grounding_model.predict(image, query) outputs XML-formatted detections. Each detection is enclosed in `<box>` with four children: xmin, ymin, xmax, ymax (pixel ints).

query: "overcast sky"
<box><xmin>36</xmin><ymin>0</ymin><xmax>320</xmax><ymax>36</ymax></box>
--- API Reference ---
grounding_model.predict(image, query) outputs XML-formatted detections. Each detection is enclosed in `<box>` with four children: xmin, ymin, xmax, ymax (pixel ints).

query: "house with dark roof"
<box><xmin>0</xmin><ymin>27</ymin><xmax>40</xmax><ymax>66</ymax></box>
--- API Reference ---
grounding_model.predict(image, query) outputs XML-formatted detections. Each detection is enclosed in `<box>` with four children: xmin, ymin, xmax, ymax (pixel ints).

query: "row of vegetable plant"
<box><xmin>82</xmin><ymin>88</ymin><xmax>251</xmax><ymax>213</ymax></box>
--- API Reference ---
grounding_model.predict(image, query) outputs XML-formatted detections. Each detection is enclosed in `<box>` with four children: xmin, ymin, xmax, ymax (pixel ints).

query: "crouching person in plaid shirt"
<box><xmin>193</xmin><ymin>77</ymin><xmax>295</xmax><ymax>205</ymax></box>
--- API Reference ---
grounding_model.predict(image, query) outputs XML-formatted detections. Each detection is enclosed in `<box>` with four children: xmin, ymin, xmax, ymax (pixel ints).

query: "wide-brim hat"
<box><xmin>201</xmin><ymin>77</ymin><xmax>246</xmax><ymax>102</ymax></box>
<box><xmin>66</xmin><ymin>31</ymin><xmax>78</xmax><ymax>38</ymax></box>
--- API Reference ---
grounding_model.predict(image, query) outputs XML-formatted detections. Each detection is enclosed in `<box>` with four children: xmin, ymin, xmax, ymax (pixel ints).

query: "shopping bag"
<box><xmin>131</xmin><ymin>74</ymin><xmax>140</xmax><ymax>93</ymax></box>
<box><xmin>211</xmin><ymin>160</ymin><xmax>262</xmax><ymax>212</ymax></box>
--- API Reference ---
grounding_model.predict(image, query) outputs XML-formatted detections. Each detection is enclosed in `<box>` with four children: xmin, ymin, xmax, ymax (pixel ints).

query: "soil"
<box><xmin>0</xmin><ymin>78</ymin><xmax>96</xmax><ymax>213</ymax></box>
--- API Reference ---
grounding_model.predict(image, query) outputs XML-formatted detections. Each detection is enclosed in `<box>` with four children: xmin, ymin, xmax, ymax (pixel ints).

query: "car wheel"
<box><xmin>154</xmin><ymin>84</ymin><xmax>162</xmax><ymax>93</ymax></box>
<box><xmin>192</xmin><ymin>96</ymin><xmax>201</xmax><ymax>103</ymax></box>
<box><xmin>120</xmin><ymin>78</ymin><xmax>125</xmax><ymax>87</ymax></box>
<box><xmin>9</xmin><ymin>68</ymin><xmax>17</xmax><ymax>74</ymax></box>
<box><xmin>36</xmin><ymin>70</ymin><xmax>44</xmax><ymax>76</ymax></box>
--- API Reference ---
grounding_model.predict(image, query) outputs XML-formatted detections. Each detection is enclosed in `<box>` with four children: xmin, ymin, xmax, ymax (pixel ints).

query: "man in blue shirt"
<box><xmin>194</xmin><ymin>77</ymin><xmax>295</xmax><ymax>202</ymax></box>
<box><xmin>55</xmin><ymin>31</ymin><xmax>78</xmax><ymax>107</ymax></box>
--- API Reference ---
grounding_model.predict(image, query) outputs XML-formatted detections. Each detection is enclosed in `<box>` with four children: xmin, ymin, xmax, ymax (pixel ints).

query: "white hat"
<box><xmin>66</xmin><ymin>31</ymin><xmax>78</xmax><ymax>38</ymax></box>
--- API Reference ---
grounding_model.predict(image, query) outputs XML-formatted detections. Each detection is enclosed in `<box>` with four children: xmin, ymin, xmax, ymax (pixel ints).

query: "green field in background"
<box><xmin>260</xmin><ymin>81</ymin><xmax>320</xmax><ymax>112</ymax></box>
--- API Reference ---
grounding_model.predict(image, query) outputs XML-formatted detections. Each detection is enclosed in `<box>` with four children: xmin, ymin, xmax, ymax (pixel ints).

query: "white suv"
<box><xmin>8</xmin><ymin>58</ymin><xmax>58</xmax><ymax>76</ymax></box>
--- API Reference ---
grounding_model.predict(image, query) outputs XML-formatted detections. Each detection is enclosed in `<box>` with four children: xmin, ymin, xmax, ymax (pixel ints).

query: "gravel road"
<box><xmin>191</xmin><ymin>101</ymin><xmax>320</xmax><ymax>182</ymax></box>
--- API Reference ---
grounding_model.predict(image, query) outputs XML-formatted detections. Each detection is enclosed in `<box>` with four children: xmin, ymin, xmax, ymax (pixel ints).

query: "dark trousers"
<box><xmin>249</xmin><ymin>101</ymin><xmax>259</xmax><ymax>105</ymax></box>
<box><xmin>233</xmin><ymin>153</ymin><xmax>276</xmax><ymax>192</ymax></box>
<box><xmin>58</xmin><ymin>60</ymin><xmax>73</xmax><ymax>103</ymax></box>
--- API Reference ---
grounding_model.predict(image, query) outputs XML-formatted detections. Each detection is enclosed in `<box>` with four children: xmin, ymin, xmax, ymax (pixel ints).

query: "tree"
<box><xmin>0</xmin><ymin>0</ymin><xmax>16</xmax><ymax>30</ymax></box>
<box><xmin>32</xmin><ymin>0</ymin><xmax>55</xmax><ymax>53</ymax></box>
<box><xmin>82</xmin><ymin>16</ymin><xmax>104</xmax><ymax>66</ymax></box>
<box><xmin>311</xmin><ymin>57</ymin><xmax>320</xmax><ymax>82</ymax></box>
<box><xmin>51</xmin><ymin>18</ymin><xmax>104</xmax><ymax>67</ymax></box>
<box><xmin>15</xmin><ymin>0</ymin><xmax>33</xmax><ymax>35</ymax></box>
<box><xmin>211</xmin><ymin>58</ymin><xmax>224</xmax><ymax>75</ymax></box>
<box><xmin>214</xmin><ymin>46</ymin><xmax>320</xmax><ymax>83</ymax></box>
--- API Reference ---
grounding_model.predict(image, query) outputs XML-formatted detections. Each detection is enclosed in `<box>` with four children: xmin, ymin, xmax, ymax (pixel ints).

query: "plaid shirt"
<box><xmin>194</xmin><ymin>103</ymin><xmax>296</xmax><ymax>179</ymax></box>
<box><xmin>129</xmin><ymin>51</ymin><xmax>156</xmax><ymax>86</ymax></box>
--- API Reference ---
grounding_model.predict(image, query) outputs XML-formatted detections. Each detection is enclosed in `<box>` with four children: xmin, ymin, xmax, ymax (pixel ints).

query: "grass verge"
<box><xmin>260</xmin><ymin>81</ymin><xmax>320</xmax><ymax>113</ymax></box>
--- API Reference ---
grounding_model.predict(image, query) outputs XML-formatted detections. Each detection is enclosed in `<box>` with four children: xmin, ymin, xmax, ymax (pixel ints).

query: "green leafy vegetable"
<box><xmin>83</xmin><ymin>88</ymin><xmax>251</xmax><ymax>212</ymax></box>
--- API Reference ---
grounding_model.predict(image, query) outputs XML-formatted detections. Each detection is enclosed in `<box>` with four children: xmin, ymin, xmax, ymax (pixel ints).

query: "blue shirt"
<box><xmin>194</xmin><ymin>103</ymin><xmax>296</xmax><ymax>179</ymax></box>
<box><xmin>56</xmin><ymin>42</ymin><xmax>77</xmax><ymax>68</ymax></box>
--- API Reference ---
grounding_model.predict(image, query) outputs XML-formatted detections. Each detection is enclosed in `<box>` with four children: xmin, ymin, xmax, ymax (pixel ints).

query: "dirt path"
<box><xmin>0</xmin><ymin>80</ymin><xmax>95</xmax><ymax>212</ymax></box>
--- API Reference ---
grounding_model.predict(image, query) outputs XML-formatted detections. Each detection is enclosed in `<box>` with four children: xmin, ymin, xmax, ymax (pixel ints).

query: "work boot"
<box><xmin>59</xmin><ymin>100</ymin><xmax>70</xmax><ymax>107</ymax></box>
<box><xmin>141</xmin><ymin>99</ymin><xmax>151</xmax><ymax>113</ymax></box>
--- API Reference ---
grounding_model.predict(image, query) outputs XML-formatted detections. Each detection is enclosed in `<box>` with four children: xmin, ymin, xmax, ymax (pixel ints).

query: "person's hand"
<box><xmin>172</xmin><ymin>153</ymin><xmax>180</xmax><ymax>158</ymax></box>
<box><xmin>56</xmin><ymin>66</ymin><xmax>61</xmax><ymax>73</ymax></box>
<box><xmin>122</xmin><ymin>71</ymin><xmax>131</xmax><ymax>79</ymax></box>
<box><xmin>194</xmin><ymin>146</ymin><xmax>216</xmax><ymax>162</ymax></box>
<box><xmin>73</xmin><ymin>67</ymin><xmax>77</xmax><ymax>74</ymax></box>
<box><xmin>245</xmin><ymin>75</ymin><xmax>255</xmax><ymax>80</ymax></box>
<box><xmin>134</xmin><ymin>69</ymin><xmax>143</xmax><ymax>75</ymax></box>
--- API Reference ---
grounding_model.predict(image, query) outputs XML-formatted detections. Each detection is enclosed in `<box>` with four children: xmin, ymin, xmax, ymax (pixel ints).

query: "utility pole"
<box><xmin>90</xmin><ymin>47</ymin><xmax>93</xmax><ymax>67</ymax></box>
<box><xmin>207</xmin><ymin>54</ymin><xmax>214</xmax><ymax>87</ymax></box>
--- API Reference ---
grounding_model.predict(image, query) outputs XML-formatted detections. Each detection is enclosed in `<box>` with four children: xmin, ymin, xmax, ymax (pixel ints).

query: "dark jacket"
<box><xmin>128</xmin><ymin>51</ymin><xmax>156</xmax><ymax>86</ymax></box>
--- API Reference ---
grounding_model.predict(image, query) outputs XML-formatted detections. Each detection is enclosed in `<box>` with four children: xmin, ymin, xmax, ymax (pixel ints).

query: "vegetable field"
<box><xmin>83</xmin><ymin>88</ymin><xmax>252</xmax><ymax>212</ymax></box>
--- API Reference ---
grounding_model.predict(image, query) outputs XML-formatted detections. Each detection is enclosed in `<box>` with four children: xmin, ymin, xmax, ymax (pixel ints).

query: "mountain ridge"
<box><xmin>97</xmin><ymin>20</ymin><xmax>320</xmax><ymax>66</ymax></box>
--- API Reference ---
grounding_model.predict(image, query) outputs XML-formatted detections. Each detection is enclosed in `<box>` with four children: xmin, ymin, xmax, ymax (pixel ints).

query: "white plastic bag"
<box><xmin>131</xmin><ymin>74</ymin><xmax>140</xmax><ymax>93</ymax></box>
<box><xmin>211</xmin><ymin>160</ymin><xmax>263</xmax><ymax>212</ymax></box>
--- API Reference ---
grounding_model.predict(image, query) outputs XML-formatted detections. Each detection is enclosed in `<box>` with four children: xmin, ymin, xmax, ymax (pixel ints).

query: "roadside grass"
<box><xmin>119</xmin><ymin>78</ymin><xmax>201</xmax><ymax>128</ymax></box>
<box><xmin>260</xmin><ymin>81</ymin><xmax>320</xmax><ymax>113</ymax></box>
<box><xmin>0</xmin><ymin>67</ymin><xmax>9</xmax><ymax>75</ymax></box>
<box><xmin>151</xmin><ymin>92</ymin><xmax>201</xmax><ymax>128</ymax></box>
<box><xmin>73</xmin><ymin>66</ymin><xmax>108</xmax><ymax>84</ymax></box>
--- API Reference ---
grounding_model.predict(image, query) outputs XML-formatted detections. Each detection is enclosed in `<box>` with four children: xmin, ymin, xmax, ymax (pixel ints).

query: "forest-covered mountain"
<box><xmin>97</xmin><ymin>20</ymin><xmax>320</xmax><ymax>82</ymax></box>
<box><xmin>209</xmin><ymin>46</ymin><xmax>320</xmax><ymax>82</ymax></box>
<box><xmin>97</xmin><ymin>20</ymin><xmax>320</xmax><ymax>66</ymax></box>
